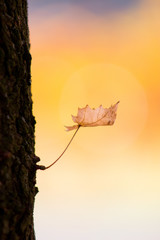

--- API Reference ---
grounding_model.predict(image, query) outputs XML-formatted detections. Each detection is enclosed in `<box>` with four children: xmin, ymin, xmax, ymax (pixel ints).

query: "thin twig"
<box><xmin>37</xmin><ymin>125</ymin><xmax>81</xmax><ymax>170</ymax></box>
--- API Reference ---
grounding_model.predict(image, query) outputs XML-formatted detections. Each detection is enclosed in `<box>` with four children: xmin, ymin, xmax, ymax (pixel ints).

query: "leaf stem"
<box><xmin>38</xmin><ymin>125</ymin><xmax>81</xmax><ymax>170</ymax></box>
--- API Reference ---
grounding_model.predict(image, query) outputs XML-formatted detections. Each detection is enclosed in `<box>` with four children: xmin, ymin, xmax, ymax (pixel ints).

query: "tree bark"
<box><xmin>0</xmin><ymin>0</ymin><xmax>38</xmax><ymax>239</ymax></box>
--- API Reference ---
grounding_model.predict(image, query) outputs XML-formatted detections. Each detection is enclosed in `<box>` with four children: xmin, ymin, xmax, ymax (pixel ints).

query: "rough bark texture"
<box><xmin>0</xmin><ymin>0</ymin><xmax>38</xmax><ymax>239</ymax></box>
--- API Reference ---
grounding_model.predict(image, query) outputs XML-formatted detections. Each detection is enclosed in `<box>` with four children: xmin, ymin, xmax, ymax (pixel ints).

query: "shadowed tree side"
<box><xmin>0</xmin><ymin>0</ymin><xmax>38</xmax><ymax>239</ymax></box>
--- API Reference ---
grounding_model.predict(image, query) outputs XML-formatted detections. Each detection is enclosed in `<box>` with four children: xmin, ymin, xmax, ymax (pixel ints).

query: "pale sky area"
<box><xmin>29</xmin><ymin>0</ymin><xmax>140</xmax><ymax>13</ymax></box>
<box><xmin>28</xmin><ymin>0</ymin><xmax>160</xmax><ymax>239</ymax></box>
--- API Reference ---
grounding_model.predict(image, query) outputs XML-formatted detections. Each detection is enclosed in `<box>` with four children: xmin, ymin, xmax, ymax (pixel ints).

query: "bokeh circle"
<box><xmin>59</xmin><ymin>63</ymin><xmax>148</xmax><ymax>156</ymax></box>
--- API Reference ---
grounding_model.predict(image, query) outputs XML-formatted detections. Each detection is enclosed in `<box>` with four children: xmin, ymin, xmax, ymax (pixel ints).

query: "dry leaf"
<box><xmin>65</xmin><ymin>101</ymin><xmax>119</xmax><ymax>131</ymax></box>
<box><xmin>37</xmin><ymin>101</ymin><xmax>120</xmax><ymax>170</ymax></box>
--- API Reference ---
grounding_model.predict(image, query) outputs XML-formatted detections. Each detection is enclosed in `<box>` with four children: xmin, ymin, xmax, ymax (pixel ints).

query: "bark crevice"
<box><xmin>0</xmin><ymin>0</ymin><xmax>37</xmax><ymax>239</ymax></box>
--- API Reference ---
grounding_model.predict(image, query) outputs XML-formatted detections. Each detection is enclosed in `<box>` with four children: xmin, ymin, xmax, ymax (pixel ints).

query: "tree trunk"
<box><xmin>0</xmin><ymin>0</ymin><xmax>38</xmax><ymax>239</ymax></box>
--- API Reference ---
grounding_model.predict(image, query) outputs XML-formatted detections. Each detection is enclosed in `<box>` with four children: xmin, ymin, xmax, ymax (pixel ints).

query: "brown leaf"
<box><xmin>65</xmin><ymin>101</ymin><xmax>119</xmax><ymax>131</ymax></box>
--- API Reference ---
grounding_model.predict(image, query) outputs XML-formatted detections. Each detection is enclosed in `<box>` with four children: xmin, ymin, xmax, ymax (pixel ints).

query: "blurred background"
<box><xmin>28</xmin><ymin>0</ymin><xmax>160</xmax><ymax>239</ymax></box>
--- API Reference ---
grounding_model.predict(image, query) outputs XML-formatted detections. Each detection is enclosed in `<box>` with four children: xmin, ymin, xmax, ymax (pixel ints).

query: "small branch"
<box><xmin>36</xmin><ymin>125</ymin><xmax>81</xmax><ymax>170</ymax></box>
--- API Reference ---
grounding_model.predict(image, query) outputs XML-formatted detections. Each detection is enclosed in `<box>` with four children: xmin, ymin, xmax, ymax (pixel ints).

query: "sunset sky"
<box><xmin>28</xmin><ymin>0</ymin><xmax>160</xmax><ymax>239</ymax></box>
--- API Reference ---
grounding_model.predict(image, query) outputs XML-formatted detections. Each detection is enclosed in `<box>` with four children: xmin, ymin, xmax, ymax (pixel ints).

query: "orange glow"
<box><xmin>29</xmin><ymin>1</ymin><xmax>160</xmax><ymax>239</ymax></box>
